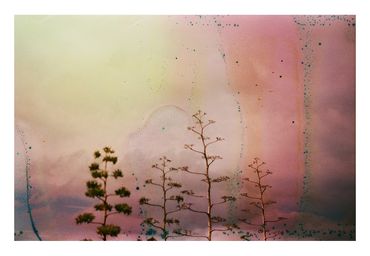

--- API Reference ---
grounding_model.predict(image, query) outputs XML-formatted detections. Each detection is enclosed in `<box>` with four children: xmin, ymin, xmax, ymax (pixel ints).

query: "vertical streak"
<box><xmin>292</xmin><ymin>15</ymin><xmax>355</xmax><ymax>214</ymax></box>
<box><xmin>16</xmin><ymin>126</ymin><xmax>42</xmax><ymax>241</ymax></box>
<box><xmin>292</xmin><ymin>16</ymin><xmax>314</xmax><ymax>213</ymax></box>
<box><xmin>213</xmin><ymin>18</ymin><xmax>244</xmax><ymax>224</ymax></box>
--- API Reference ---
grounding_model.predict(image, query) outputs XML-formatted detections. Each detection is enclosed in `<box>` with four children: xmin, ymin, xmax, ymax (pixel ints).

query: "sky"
<box><xmin>14</xmin><ymin>15</ymin><xmax>355</xmax><ymax>241</ymax></box>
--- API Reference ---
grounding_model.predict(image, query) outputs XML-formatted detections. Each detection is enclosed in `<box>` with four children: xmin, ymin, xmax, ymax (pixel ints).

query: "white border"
<box><xmin>3</xmin><ymin>0</ymin><xmax>363</xmax><ymax>15</ymax></box>
<box><xmin>1</xmin><ymin>1</ymin><xmax>369</xmax><ymax>256</ymax></box>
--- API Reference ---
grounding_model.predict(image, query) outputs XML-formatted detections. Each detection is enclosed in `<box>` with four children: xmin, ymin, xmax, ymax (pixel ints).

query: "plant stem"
<box><xmin>162</xmin><ymin>159</ymin><xmax>168</xmax><ymax>240</ymax></box>
<box><xmin>199</xmin><ymin>119</ymin><xmax>212</xmax><ymax>241</ymax></box>
<box><xmin>102</xmin><ymin>158</ymin><xmax>108</xmax><ymax>241</ymax></box>
<box><xmin>255</xmin><ymin>164</ymin><xmax>267</xmax><ymax>241</ymax></box>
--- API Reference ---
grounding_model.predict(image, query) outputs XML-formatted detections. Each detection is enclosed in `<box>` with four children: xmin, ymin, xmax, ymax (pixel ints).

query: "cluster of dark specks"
<box><xmin>293</xmin><ymin>15</ymin><xmax>355</xmax><ymax>28</ymax></box>
<box><xmin>178</xmin><ymin>15</ymin><xmax>241</xmax><ymax>30</ymax></box>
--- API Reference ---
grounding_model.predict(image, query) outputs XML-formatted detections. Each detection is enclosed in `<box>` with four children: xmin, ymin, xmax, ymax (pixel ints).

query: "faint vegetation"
<box><xmin>139</xmin><ymin>156</ymin><xmax>184</xmax><ymax>240</ymax></box>
<box><xmin>239</xmin><ymin>157</ymin><xmax>286</xmax><ymax>241</ymax></box>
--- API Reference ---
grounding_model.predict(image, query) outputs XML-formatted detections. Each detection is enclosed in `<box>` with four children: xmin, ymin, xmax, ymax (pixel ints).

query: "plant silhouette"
<box><xmin>175</xmin><ymin>110</ymin><xmax>237</xmax><ymax>240</ymax></box>
<box><xmin>75</xmin><ymin>147</ymin><xmax>132</xmax><ymax>241</ymax></box>
<box><xmin>139</xmin><ymin>156</ymin><xmax>184</xmax><ymax>240</ymax></box>
<box><xmin>240</xmin><ymin>157</ymin><xmax>286</xmax><ymax>240</ymax></box>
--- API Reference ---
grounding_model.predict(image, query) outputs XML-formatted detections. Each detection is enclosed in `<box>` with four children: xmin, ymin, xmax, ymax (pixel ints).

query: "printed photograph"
<box><xmin>15</xmin><ymin>15</ymin><xmax>355</xmax><ymax>241</ymax></box>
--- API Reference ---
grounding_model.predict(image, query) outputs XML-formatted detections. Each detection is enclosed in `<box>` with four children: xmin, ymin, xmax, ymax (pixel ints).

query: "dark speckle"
<box><xmin>292</xmin><ymin>121</ymin><xmax>295</xmax><ymax>124</ymax></box>
<box><xmin>136</xmin><ymin>187</ymin><xmax>140</xmax><ymax>190</ymax></box>
<box><xmin>318</xmin><ymin>42</ymin><xmax>322</xmax><ymax>46</ymax></box>
<box><xmin>28</xmin><ymin>146</ymin><xmax>32</xmax><ymax>150</ymax></box>
<box><xmin>279</xmin><ymin>75</ymin><xmax>283</xmax><ymax>78</ymax></box>
<box><xmin>281</xmin><ymin>60</ymin><xmax>284</xmax><ymax>62</ymax></box>
<box><xmin>235</xmin><ymin>60</ymin><xmax>239</xmax><ymax>64</ymax></box>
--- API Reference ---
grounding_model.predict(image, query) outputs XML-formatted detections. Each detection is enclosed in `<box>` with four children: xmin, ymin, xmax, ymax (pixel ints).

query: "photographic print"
<box><xmin>14</xmin><ymin>15</ymin><xmax>355</xmax><ymax>241</ymax></box>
